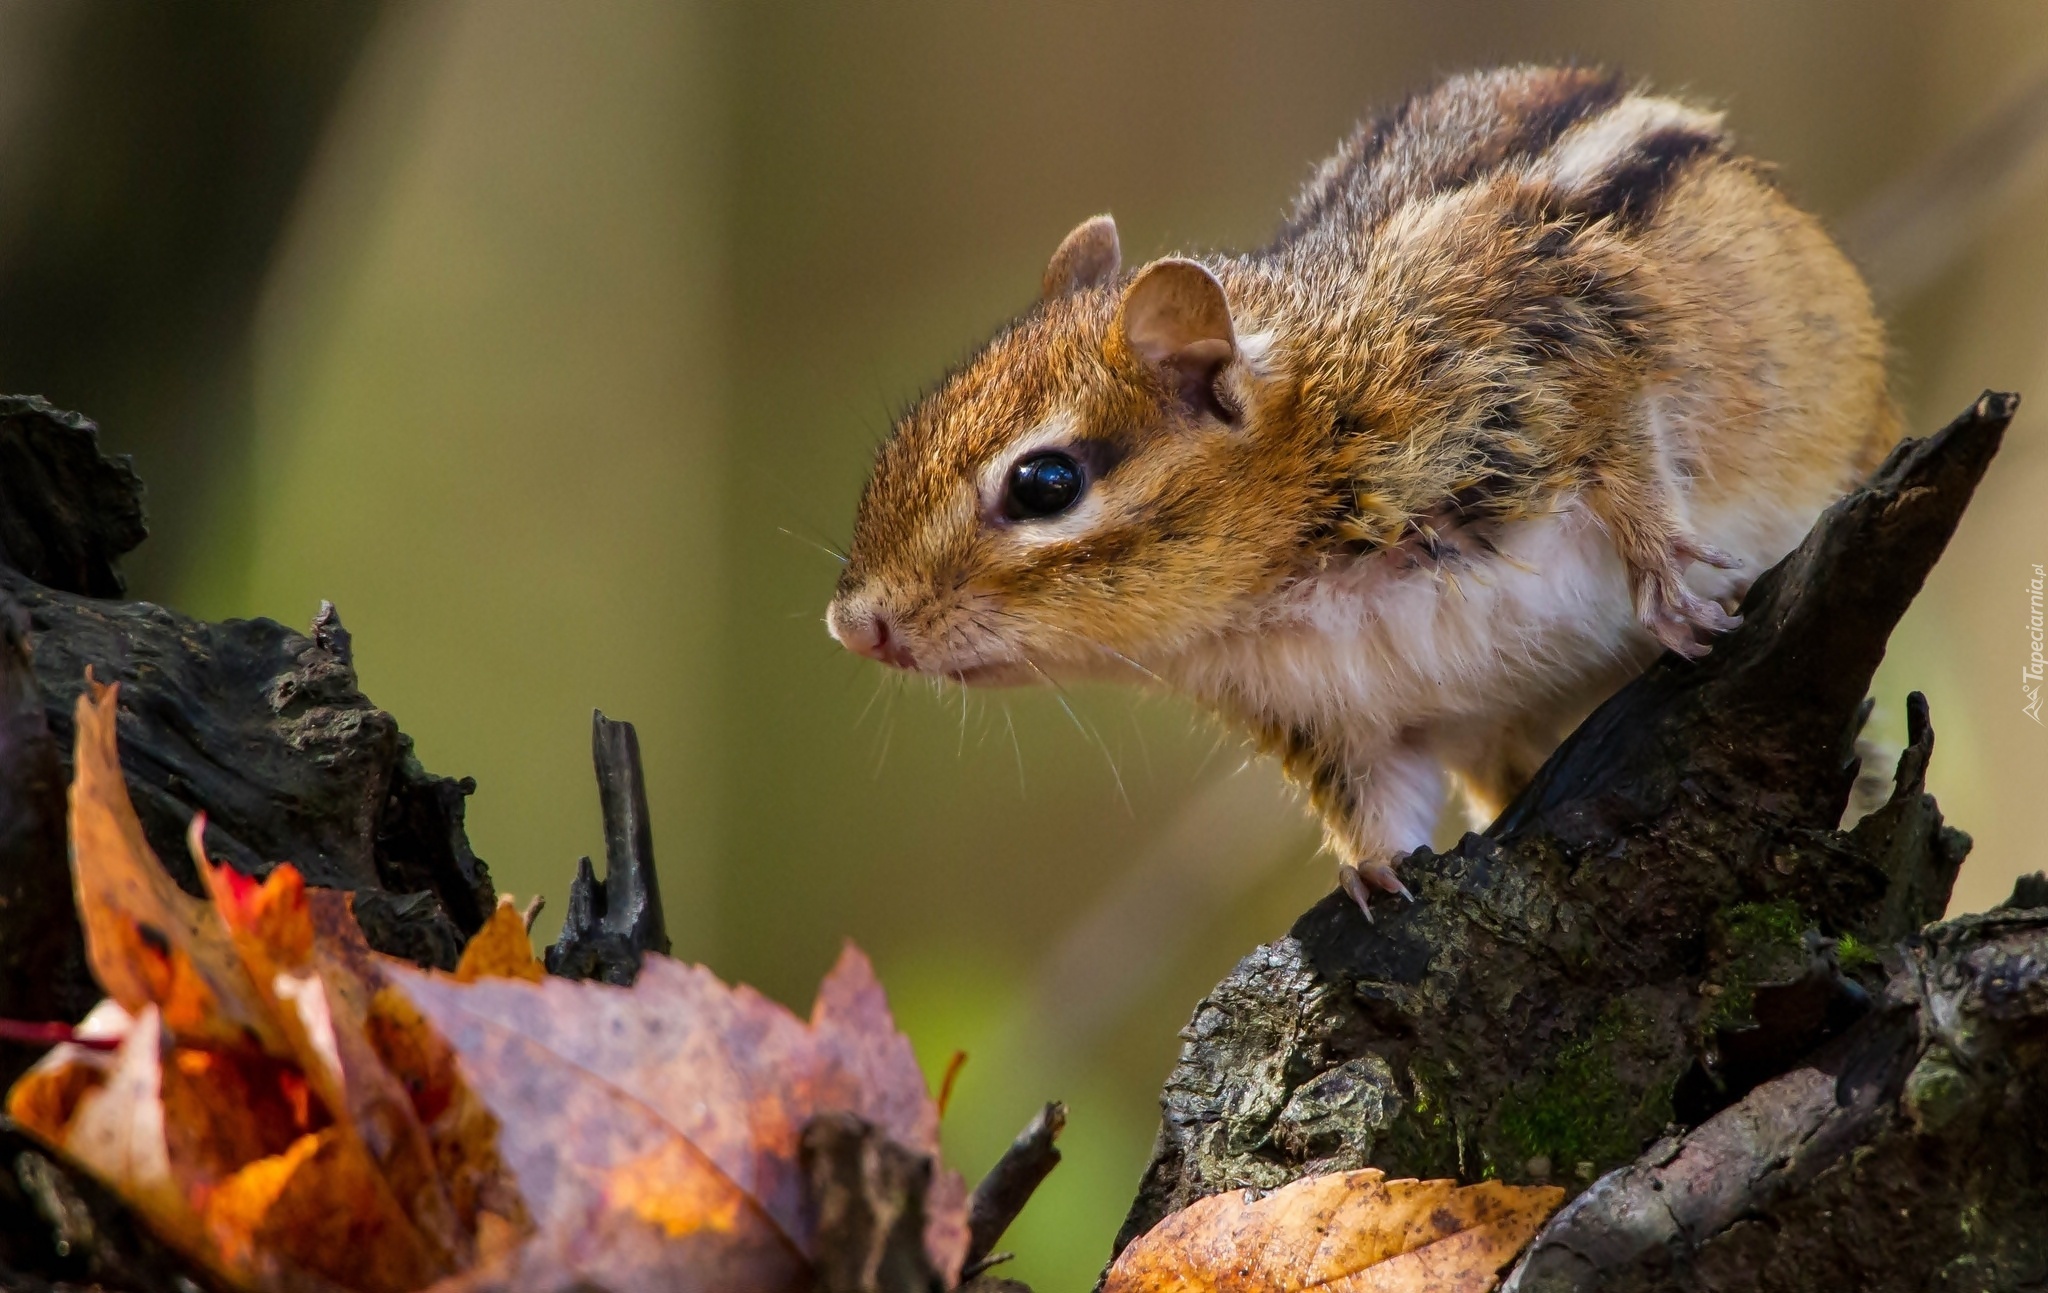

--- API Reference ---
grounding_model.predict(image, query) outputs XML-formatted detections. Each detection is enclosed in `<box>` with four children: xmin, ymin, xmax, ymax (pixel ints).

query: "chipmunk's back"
<box><xmin>1245</xmin><ymin>64</ymin><xmax>1895</xmax><ymax>577</ymax></box>
<box><xmin>1278</xmin><ymin>66</ymin><xmax>1647</xmax><ymax>243</ymax></box>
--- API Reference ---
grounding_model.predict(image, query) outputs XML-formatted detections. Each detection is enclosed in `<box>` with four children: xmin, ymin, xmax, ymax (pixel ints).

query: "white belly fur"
<box><xmin>1163</xmin><ymin>483</ymin><xmax>1826</xmax><ymax>854</ymax></box>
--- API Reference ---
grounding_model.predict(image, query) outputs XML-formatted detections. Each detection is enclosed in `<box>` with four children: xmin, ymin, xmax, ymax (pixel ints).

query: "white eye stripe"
<box><xmin>977</xmin><ymin>409</ymin><xmax>1081</xmax><ymax>511</ymax></box>
<box><xmin>975</xmin><ymin>408</ymin><xmax>1121</xmax><ymax>549</ymax></box>
<box><xmin>1004</xmin><ymin>488</ymin><xmax>1109</xmax><ymax>550</ymax></box>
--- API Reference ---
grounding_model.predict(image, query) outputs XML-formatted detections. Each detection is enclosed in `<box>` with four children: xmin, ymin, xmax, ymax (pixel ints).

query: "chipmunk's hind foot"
<box><xmin>1339</xmin><ymin>860</ymin><xmax>1414</xmax><ymax>921</ymax></box>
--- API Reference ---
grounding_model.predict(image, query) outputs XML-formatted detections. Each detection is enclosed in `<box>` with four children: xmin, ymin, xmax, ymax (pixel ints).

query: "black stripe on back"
<box><xmin>1486</xmin><ymin>68</ymin><xmax>1629</xmax><ymax>180</ymax></box>
<box><xmin>1576</xmin><ymin>125</ymin><xmax>1722</xmax><ymax>230</ymax></box>
<box><xmin>1376</xmin><ymin>68</ymin><xmax>1630</xmax><ymax>216</ymax></box>
<box><xmin>1379</xmin><ymin>67</ymin><xmax>1629</xmax><ymax>215</ymax></box>
<box><xmin>1275</xmin><ymin>67</ymin><xmax>1627</xmax><ymax>248</ymax></box>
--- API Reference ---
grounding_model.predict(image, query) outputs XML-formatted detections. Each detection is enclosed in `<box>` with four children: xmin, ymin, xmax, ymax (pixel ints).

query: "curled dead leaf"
<box><xmin>196</xmin><ymin>832</ymin><xmax>472</xmax><ymax>1272</ymax></box>
<box><xmin>1102</xmin><ymin>1169</ymin><xmax>1564</xmax><ymax>1293</ymax></box>
<box><xmin>7</xmin><ymin>683</ymin><xmax>528</xmax><ymax>1291</ymax></box>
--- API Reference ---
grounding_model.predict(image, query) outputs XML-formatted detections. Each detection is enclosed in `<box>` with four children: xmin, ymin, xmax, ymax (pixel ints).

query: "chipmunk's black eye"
<box><xmin>1005</xmin><ymin>451</ymin><xmax>1083</xmax><ymax>519</ymax></box>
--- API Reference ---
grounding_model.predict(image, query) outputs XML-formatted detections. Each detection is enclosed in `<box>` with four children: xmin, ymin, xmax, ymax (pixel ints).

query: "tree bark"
<box><xmin>1504</xmin><ymin>897</ymin><xmax>2048</xmax><ymax>1291</ymax></box>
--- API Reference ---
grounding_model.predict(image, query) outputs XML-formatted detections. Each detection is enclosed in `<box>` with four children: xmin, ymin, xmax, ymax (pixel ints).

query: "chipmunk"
<box><xmin>826</xmin><ymin>66</ymin><xmax>1896</xmax><ymax>914</ymax></box>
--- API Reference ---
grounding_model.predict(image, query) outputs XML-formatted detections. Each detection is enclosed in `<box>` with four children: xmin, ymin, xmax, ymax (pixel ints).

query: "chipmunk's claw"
<box><xmin>1638</xmin><ymin>567</ymin><xmax>1743</xmax><ymax>658</ymax></box>
<box><xmin>1632</xmin><ymin>532</ymin><xmax>1748</xmax><ymax>658</ymax></box>
<box><xmin>1675</xmin><ymin>537</ymin><xmax>1742</xmax><ymax>571</ymax></box>
<box><xmin>1339</xmin><ymin>861</ymin><xmax>1413</xmax><ymax>919</ymax></box>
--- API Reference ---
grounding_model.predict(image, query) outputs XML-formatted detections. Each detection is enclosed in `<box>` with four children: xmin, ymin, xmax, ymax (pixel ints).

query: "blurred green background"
<box><xmin>1</xmin><ymin>2</ymin><xmax>2044</xmax><ymax>1286</ymax></box>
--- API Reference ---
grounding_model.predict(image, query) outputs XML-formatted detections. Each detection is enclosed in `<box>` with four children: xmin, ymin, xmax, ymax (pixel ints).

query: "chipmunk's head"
<box><xmin>827</xmin><ymin>215</ymin><xmax>1305</xmax><ymax>685</ymax></box>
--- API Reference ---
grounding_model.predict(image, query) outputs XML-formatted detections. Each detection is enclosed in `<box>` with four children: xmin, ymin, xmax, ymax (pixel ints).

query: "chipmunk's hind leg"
<box><xmin>1312</xmin><ymin>739</ymin><xmax>1439</xmax><ymax>919</ymax></box>
<box><xmin>1256</xmin><ymin>715</ymin><xmax>1441</xmax><ymax>919</ymax></box>
<box><xmin>1444</xmin><ymin>717</ymin><xmax>1557</xmax><ymax>830</ymax></box>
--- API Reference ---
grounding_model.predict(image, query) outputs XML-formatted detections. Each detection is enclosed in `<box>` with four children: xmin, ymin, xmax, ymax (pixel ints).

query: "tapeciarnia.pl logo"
<box><xmin>2028</xmin><ymin>563</ymin><xmax>2046</xmax><ymax>724</ymax></box>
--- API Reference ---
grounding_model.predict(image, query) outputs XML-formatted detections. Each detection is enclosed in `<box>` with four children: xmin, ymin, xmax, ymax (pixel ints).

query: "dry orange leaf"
<box><xmin>9</xmin><ymin>1001</ymin><xmax>449</xmax><ymax>1293</ymax></box>
<box><xmin>389</xmin><ymin>943</ymin><xmax>969</xmax><ymax>1292</ymax></box>
<box><xmin>452</xmin><ymin>900</ymin><xmax>545</xmax><ymax>984</ymax></box>
<box><xmin>1102</xmin><ymin>1169</ymin><xmax>1564</xmax><ymax>1293</ymax></box>
<box><xmin>199</xmin><ymin>849</ymin><xmax>474</xmax><ymax>1269</ymax></box>
<box><xmin>7</xmin><ymin>681</ymin><xmax>528</xmax><ymax>1292</ymax></box>
<box><xmin>199</xmin><ymin>1125</ymin><xmax>451</xmax><ymax>1293</ymax></box>
<box><xmin>67</xmin><ymin>680</ymin><xmax>287</xmax><ymax>1054</ymax></box>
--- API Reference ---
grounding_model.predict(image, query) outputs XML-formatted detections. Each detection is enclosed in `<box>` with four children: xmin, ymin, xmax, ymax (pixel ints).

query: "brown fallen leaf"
<box><xmin>1101</xmin><ymin>1168</ymin><xmax>1564</xmax><ymax>1293</ymax></box>
<box><xmin>200</xmin><ymin>847</ymin><xmax>472</xmax><ymax>1272</ymax></box>
<box><xmin>10</xmin><ymin>1000</ymin><xmax>450</xmax><ymax>1293</ymax></box>
<box><xmin>389</xmin><ymin>943</ymin><xmax>970</xmax><ymax>1291</ymax></box>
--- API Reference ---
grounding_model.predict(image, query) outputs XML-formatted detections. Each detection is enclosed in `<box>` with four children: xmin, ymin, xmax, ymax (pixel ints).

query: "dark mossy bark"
<box><xmin>1503</xmin><ymin>896</ymin><xmax>2048</xmax><ymax>1291</ymax></box>
<box><xmin>0</xmin><ymin>397</ymin><xmax>495</xmax><ymax>996</ymax></box>
<box><xmin>1112</xmin><ymin>394</ymin><xmax>2036</xmax><ymax>1291</ymax></box>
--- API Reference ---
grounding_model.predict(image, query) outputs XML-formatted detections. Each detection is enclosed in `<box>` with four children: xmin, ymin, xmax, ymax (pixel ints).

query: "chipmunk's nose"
<box><xmin>827</xmin><ymin>599</ymin><xmax>919</xmax><ymax>670</ymax></box>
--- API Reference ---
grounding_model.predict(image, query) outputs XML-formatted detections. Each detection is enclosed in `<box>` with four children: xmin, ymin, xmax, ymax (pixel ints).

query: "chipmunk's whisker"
<box><xmin>1022</xmin><ymin>655</ymin><xmax>1129</xmax><ymax>811</ymax></box>
<box><xmin>777</xmin><ymin>526</ymin><xmax>850</xmax><ymax>564</ymax></box>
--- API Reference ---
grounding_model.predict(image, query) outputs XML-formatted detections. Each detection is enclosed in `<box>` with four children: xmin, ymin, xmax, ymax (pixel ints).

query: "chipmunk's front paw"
<box><xmin>1636</xmin><ymin>540</ymin><xmax>1743</xmax><ymax>658</ymax></box>
<box><xmin>1338</xmin><ymin>859</ymin><xmax>1414</xmax><ymax>921</ymax></box>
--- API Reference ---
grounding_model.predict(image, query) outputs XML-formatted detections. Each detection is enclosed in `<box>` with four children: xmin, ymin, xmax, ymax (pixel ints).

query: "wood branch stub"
<box><xmin>1113</xmin><ymin>394</ymin><xmax>2015</xmax><ymax>1268</ymax></box>
<box><xmin>802</xmin><ymin>1112</ymin><xmax>946</xmax><ymax>1293</ymax></box>
<box><xmin>964</xmin><ymin>1102</ymin><xmax>1067</xmax><ymax>1275</ymax></box>
<box><xmin>544</xmin><ymin>709</ymin><xmax>672</xmax><ymax>984</ymax></box>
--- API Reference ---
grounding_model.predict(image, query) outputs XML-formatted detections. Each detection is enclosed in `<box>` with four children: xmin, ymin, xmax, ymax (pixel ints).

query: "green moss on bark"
<box><xmin>1701</xmin><ymin>899</ymin><xmax>1811</xmax><ymax>1033</ymax></box>
<box><xmin>1493</xmin><ymin>995</ymin><xmax>1680</xmax><ymax>1178</ymax></box>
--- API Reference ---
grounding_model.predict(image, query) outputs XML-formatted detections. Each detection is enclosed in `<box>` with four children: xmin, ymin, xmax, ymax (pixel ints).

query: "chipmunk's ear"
<box><xmin>1117</xmin><ymin>258</ymin><xmax>1236</xmax><ymax>420</ymax></box>
<box><xmin>1042</xmin><ymin>214</ymin><xmax>1121</xmax><ymax>298</ymax></box>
